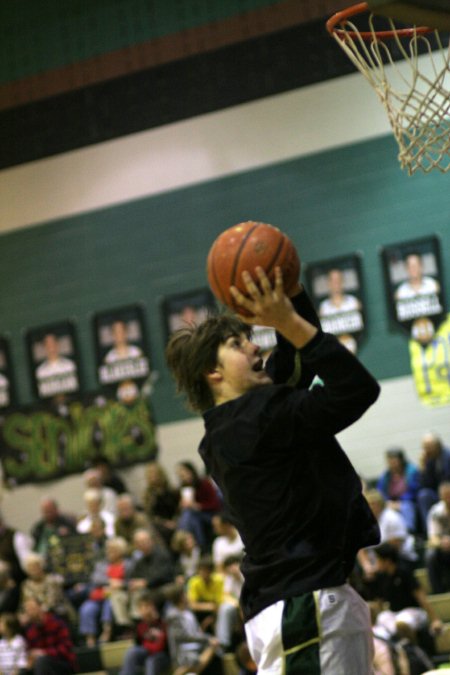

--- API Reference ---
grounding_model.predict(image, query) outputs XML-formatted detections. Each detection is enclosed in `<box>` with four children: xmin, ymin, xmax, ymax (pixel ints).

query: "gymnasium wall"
<box><xmin>1</xmin><ymin>66</ymin><xmax>449</xmax><ymax>531</ymax></box>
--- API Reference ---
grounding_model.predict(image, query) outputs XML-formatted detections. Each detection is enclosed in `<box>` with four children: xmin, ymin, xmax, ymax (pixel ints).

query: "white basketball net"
<box><xmin>330</xmin><ymin>15</ymin><xmax>450</xmax><ymax>174</ymax></box>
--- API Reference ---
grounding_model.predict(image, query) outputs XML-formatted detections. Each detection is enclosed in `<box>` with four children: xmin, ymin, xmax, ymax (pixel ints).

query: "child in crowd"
<box><xmin>0</xmin><ymin>612</ymin><xmax>28</xmax><ymax>675</ymax></box>
<box><xmin>165</xmin><ymin>586</ymin><xmax>223</xmax><ymax>675</ymax></box>
<box><xmin>119</xmin><ymin>592</ymin><xmax>169</xmax><ymax>675</ymax></box>
<box><xmin>171</xmin><ymin>530</ymin><xmax>201</xmax><ymax>582</ymax></box>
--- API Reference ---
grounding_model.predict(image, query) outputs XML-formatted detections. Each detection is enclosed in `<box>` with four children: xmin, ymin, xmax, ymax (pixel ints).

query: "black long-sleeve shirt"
<box><xmin>199</xmin><ymin>290</ymin><xmax>380</xmax><ymax>621</ymax></box>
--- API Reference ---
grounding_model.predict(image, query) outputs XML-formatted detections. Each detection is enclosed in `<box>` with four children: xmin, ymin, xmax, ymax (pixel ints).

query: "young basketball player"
<box><xmin>166</xmin><ymin>265</ymin><xmax>381</xmax><ymax>674</ymax></box>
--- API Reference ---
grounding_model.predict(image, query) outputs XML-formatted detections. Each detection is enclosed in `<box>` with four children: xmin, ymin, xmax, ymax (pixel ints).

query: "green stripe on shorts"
<box><xmin>281</xmin><ymin>592</ymin><xmax>321</xmax><ymax>674</ymax></box>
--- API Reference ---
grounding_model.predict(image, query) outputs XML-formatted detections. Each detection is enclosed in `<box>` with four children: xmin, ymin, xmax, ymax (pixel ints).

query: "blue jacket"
<box><xmin>377</xmin><ymin>462</ymin><xmax>420</xmax><ymax>502</ymax></box>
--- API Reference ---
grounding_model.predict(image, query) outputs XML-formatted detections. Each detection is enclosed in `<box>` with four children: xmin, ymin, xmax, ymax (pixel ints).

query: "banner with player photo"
<box><xmin>26</xmin><ymin>322</ymin><xmax>81</xmax><ymax>400</ymax></box>
<box><xmin>0</xmin><ymin>391</ymin><xmax>157</xmax><ymax>486</ymax></box>
<box><xmin>381</xmin><ymin>236</ymin><xmax>445</xmax><ymax>339</ymax></box>
<box><xmin>0</xmin><ymin>337</ymin><xmax>14</xmax><ymax>410</ymax></box>
<box><xmin>161</xmin><ymin>288</ymin><xmax>217</xmax><ymax>341</ymax></box>
<box><xmin>93</xmin><ymin>305</ymin><xmax>150</xmax><ymax>402</ymax></box>
<box><xmin>305</xmin><ymin>254</ymin><xmax>365</xmax><ymax>353</ymax></box>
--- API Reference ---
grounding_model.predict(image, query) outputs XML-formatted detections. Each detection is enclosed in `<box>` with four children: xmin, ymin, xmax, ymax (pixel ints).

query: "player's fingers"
<box><xmin>255</xmin><ymin>266</ymin><xmax>272</xmax><ymax>293</ymax></box>
<box><xmin>229</xmin><ymin>287</ymin><xmax>257</xmax><ymax>323</ymax></box>
<box><xmin>241</xmin><ymin>270</ymin><xmax>261</xmax><ymax>298</ymax></box>
<box><xmin>274</xmin><ymin>266</ymin><xmax>284</xmax><ymax>294</ymax></box>
<box><xmin>230</xmin><ymin>285</ymin><xmax>253</xmax><ymax>309</ymax></box>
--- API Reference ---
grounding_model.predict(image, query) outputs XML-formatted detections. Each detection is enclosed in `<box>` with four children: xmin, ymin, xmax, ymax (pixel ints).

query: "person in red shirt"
<box><xmin>119</xmin><ymin>591</ymin><xmax>169</xmax><ymax>675</ymax></box>
<box><xmin>21</xmin><ymin>597</ymin><xmax>76</xmax><ymax>674</ymax></box>
<box><xmin>177</xmin><ymin>461</ymin><xmax>222</xmax><ymax>551</ymax></box>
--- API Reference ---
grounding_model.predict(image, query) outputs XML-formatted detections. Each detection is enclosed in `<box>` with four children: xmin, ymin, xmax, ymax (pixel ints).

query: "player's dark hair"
<box><xmin>165</xmin><ymin>314</ymin><xmax>250</xmax><ymax>413</ymax></box>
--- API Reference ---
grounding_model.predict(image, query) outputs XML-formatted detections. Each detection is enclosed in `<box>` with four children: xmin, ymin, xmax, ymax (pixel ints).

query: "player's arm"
<box><xmin>231</xmin><ymin>267</ymin><xmax>380</xmax><ymax>434</ymax></box>
<box><xmin>265</xmin><ymin>282</ymin><xmax>321</xmax><ymax>388</ymax></box>
<box><xmin>231</xmin><ymin>267</ymin><xmax>318</xmax><ymax>350</ymax></box>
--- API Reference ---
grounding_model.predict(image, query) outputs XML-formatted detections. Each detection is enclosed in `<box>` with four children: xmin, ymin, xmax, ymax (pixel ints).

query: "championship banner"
<box><xmin>409</xmin><ymin>313</ymin><xmax>450</xmax><ymax>407</ymax></box>
<box><xmin>26</xmin><ymin>321</ymin><xmax>81</xmax><ymax>401</ymax></box>
<box><xmin>305</xmin><ymin>253</ymin><xmax>365</xmax><ymax>354</ymax></box>
<box><xmin>0</xmin><ymin>392</ymin><xmax>157</xmax><ymax>486</ymax></box>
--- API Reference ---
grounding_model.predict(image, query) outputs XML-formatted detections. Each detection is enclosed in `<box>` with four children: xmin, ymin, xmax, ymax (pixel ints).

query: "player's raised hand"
<box><xmin>231</xmin><ymin>266</ymin><xmax>318</xmax><ymax>349</ymax></box>
<box><xmin>230</xmin><ymin>266</ymin><xmax>294</xmax><ymax>328</ymax></box>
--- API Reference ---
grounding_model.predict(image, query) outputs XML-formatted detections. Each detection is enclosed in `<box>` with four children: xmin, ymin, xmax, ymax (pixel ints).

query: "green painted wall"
<box><xmin>0</xmin><ymin>0</ymin><xmax>279</xmax><ymax>84</ymax></box>
<box><xmin>1</xmin><ymin>133</ymin><xmax>449</xmax><ymax>423</ymax></box>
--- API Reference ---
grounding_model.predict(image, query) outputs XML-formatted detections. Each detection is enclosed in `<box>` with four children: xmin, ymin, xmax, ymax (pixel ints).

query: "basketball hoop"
<box><xmin>327</xmin><ymin>2</ymin><xmax>450</xmax><ymax>174</ymax></box>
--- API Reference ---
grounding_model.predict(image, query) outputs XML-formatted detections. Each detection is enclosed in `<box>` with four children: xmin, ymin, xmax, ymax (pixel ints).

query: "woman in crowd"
<box><xmin>176</xmin><ymin>462</ymin><xmax>222</xmax><ymax>552</ymax></box>
<box><xmin>78</xmin><ymin>536</ymin><xmax>132</xmax><ymax>646</ymax></box>
<box><xmin>377</xmin><ymin>448</ymin><xmax>420</xmax><ymax>533</ymax></box>
<box><xmin>142</xmin><ymin>462</ymin><xmax>180</xmax><ymax>547</ymax></box>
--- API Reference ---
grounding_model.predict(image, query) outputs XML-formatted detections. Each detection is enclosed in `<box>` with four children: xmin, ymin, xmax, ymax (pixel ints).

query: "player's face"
<box><xmin>43</xmin><ymin>334</ymin><xmax>59</xmax><ymax>360</ymax></box>
<box><xmin>406</xmin><ymin>255</ymin><xmax>422</xmax><ymax>282</ymax></box>
<box><xmin>112</xmin><ymin>321</ymin><xmax>128</xmax><ymax>346</ymax></box>
<box><xmin>215</xmin><ymin>333</ymin><xmax>272</xmax><ymax>397</ymax></box>
<box><xmin>328</xmin><ymin>269</ymin><xmax>343</xmax><ymax>295</ymax></box>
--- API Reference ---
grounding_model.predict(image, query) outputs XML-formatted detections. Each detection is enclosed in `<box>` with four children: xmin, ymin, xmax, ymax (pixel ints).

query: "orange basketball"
<box><xmin>206</xmin><ymin>221</ymin><xmax>300</xmax><ymax>314</ymax></box>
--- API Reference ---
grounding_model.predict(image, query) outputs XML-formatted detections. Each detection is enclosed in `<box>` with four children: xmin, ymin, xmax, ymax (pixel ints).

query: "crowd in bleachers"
<box><xmin>0</xmin><ymin>456</ymin><xmax>251</xmax><ymax>674</ymax></box>
<box><xmin>1</xmin><ymin>432</ymin><xmax>450</xmax><ymax>674</ymax></box>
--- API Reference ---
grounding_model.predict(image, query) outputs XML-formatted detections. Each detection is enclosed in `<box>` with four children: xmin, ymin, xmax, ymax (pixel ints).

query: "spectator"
<box><xmin>77</xmin><ymin>489</ymin><xmax>115</xmax><ymax>539</ymax></box>
<box><xmin>89</xmin><ymin>455</ymin><xmax>127</xmax><ymax>495</ymax></box>
<box><xmin>114</xmin><ymin>494</ymin><xmax>149</xmax><ymax>550</ymax></box>
<box><xmin>119</xmin><ymin>591</ymin><xmax>170</xmax><ymax>675</ymax></box>
<box><xmin>78</xmin><ymin>536</ymin><xmax>132</xmax><ymax>647</ymax></box>
<box><xmin>30</xmin><ymin>498</ymin><xmax>76</xmax><ymax>560</ymax></box>
<box><xmin>187</xmin><ymin>555</ymin><xmax>239</xmax><ymax>652</ymax></box>
<box><xmin>0</xmin><ymin>612</ymin><xmax>28</xmax><ymax>675</ymax></box>
<box><xmin>211</xmin><ymin>514</ymin><xmax>244</xmax><ymax>571</ymax></box>
<box><xmin>0</xmin><ymin>562</ymin><xmax>20</xmax><ymax>614</ymax></box>
<box><xmin>88</xmin><ymin>516</ymin><xmax>108</xmax><ymax>563</ymax></box>
<box><xmin>234</xmin><ymin>641</ymin><xmax>257</xmax><ymax>675</ymax></box>
<box><xmin>369</xmin><ymin>543</ymin><xmax>442</xmax><ymax>645</ymax></box>
<box><xmin>165</xmin><ymin>585</ymin><xmax>222</xmax><ymax>675</ymax></box>
<box><xmin>128</xmin><ymin>530</ymin><xmax>175</xmax><ymax>619</ymax></box>
<box><xmin>0</xmin><ymin>513</ymin><xmax>33</xmax><ymax>585</ymax></box>
<box><xmin>21</xmin><ymin>597</ymin><xmax>76</xmax><ymax>674</ymax></box>
<box><xmin>171</xmin><ymin>530</ymin><xmax>201</xmax><ymax>582</ymax></box>
<box><xmin>359</xmin><ymin>490</ymin><xmax>416</xmax><ymax>582</ymax></box>
<box><xmin>418</xmin><ymin>432</ymin><xmax>450</xmax><ymax>534</ymax></box>
<box><xmin>83</xmin><ymin>469</ymin><xmax>117</xmax><ymax>516</ymax></box>
<box><xmin>376</xmin><ymin>449</ymin><xmax>420</xmax><ymax>533</ymax></box>
<box><xmin>20</xmin><ymin>553</ymin><xmax>76</xmax><ymax>625</ymax></box>
<box><xmin>176</xmin><ymin>462</ymin><xmax>222</xmax><ymax>551</ymax></box>
<box><xmin>426</xmin><ymin>481</ymin><xmax>450</xmax><ymax>593</ymax></box>
<box><xmin>142</xmin><ymin>462</ymin><xmax>180</xmax><ymax>548</ymax></box>
<box><xmin>222</xmin><ymin>555</ymin><xmax>244</xmax><ymax>610</ymax></box>
<box><xmin>64</xmin><ymin>517</ymin><xmax>108</xmax><ymax>611</ymax></box>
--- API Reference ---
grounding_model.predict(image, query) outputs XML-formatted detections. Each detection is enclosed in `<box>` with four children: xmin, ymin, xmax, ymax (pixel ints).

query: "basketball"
<box><xmin>206</xmin><ymin>221</ymin><xmax>300</xmax><ymax>314</ymax></box>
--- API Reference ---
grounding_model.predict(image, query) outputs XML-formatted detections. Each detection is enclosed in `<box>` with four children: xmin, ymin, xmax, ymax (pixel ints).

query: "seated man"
<box><xmin>127</xmin><ymin>529</ymin><xmax>175</xmax><ymax>619</ymax></box>
<box><xmin>418</xmin><ymin>432</ymin><xmax>450</xmax><ymax>534</ymax></box>
<box><xmin>359</xmin><ymin>489</ymin><xmax>416</xmax><ymax>583</ymax></box>
<box><xmin>21</xmin><ymin>597</ymin><xmax>77</xmax><ymax>674</ymax></box>
<box><xmin>369</xmin><ymin>543</ymin><xmax>442</xmax><ymax>645</ymax></box>
<box><xmin>114</xmin><ymin>494</ymin><xmax>149</xmax><ymax>550</ymax></box>
<box><xmin>30</xmin><ymin>498</ymin><xmax>76</xmax><ymax>560</ymax></box>
<box><xmin>426</xmin><ymin>481</ymin><xmax>450</xmax><ymax>593</ymax></box>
